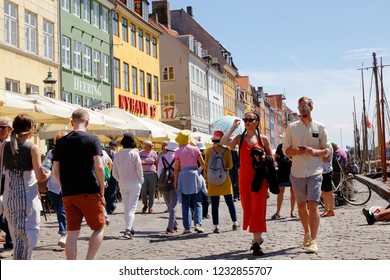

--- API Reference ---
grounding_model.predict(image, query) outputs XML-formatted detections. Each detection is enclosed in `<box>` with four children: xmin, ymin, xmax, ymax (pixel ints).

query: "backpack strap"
<box><xmin>162</xmin><ymin>156</ymin><xmax>174</xmax><ymax>170</ymax></box>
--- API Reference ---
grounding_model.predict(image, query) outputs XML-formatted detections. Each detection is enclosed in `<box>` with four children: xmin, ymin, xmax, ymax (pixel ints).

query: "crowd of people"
<box><xmin>0</xmin><ymin>96</ymin><xmax>387</xmax><ymax>260</ymax></box>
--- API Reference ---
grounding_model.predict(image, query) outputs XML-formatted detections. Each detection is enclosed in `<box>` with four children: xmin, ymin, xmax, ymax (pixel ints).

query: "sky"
<box><xmin>166</xmin><ymin>0</ymin><xmax>390</xmax><ymax>149</ymax></box>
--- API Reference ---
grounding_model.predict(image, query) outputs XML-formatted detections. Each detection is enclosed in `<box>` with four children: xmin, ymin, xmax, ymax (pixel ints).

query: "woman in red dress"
<box><xmin>220</xmin><ymin>112</ymin><xmax>272</xmax><ymax>256</ymax></box>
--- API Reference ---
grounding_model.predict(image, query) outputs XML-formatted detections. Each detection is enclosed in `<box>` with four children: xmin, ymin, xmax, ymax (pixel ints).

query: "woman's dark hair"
<box><xmin>10</xmin><ymin>113</ymin><xmax>35</xmax><ymax>155</ymax></box>
<box><xmin>121</xmin><ymin>133</ymin><xmax>137</xmax><ymax>148</ymax></box>
<box><xmin>238</xmin><ymin>112</ymin><xmax>263</xmax><ymax>159</ymax></box>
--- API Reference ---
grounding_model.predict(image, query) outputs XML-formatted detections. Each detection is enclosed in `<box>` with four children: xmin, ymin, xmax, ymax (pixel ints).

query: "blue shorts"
<box><xmin>290</xmin><ymin>174</ymin><xmax>322</xmax><ymax>203</ymax></box>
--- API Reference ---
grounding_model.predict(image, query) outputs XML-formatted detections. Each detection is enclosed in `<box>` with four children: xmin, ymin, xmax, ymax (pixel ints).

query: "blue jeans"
<box><xmin>104</xmin><ymin>176</ymin><xmax>118</xmax><ymax>213</ymax></box>
<box><xmin>211</xmin><ymin>195</ymin><xmax>237</xmax><ymax>225</ymax></box>
<box><xmin>48</xmin><ymin>191</ymin><xmax>66</xmax><ymax>234</ymax></box>
<box><xmin>181</xmin><ymin>191</ymin><xmax>202</xmax><ymax>230</ymax></box>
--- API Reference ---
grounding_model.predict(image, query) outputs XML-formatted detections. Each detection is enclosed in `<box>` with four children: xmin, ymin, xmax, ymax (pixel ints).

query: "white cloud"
<box><xmin>344</xmin><ymin>48</ymin><xmax>390</xmax><ymax>61</ymax></box>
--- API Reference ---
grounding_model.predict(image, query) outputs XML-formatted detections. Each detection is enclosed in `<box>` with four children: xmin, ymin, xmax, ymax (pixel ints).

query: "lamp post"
<box><xmin>179</xmin><ymin>113</ymin><xmax>187</xmax><ymax>130</ymax></box>
<box><xmin>43</xmin><ymin>68</ymin><xmax>57</xmax><ymax>98</ymax></box>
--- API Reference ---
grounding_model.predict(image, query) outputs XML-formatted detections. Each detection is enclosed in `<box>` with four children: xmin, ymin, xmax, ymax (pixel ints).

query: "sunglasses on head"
<box><xmin>297</xmin><ymin>105</ymin><xmax>310</xmax><ymax>111</ymax></box>
<box><xmin>242</xmin><ymin>118</ymin><xmax>257</xmax><ymax>123</ymax></box>
<box><xmin>0</xmin><ymin>126</ymin><xmax>10</xmax><ymax>130</ymax></box>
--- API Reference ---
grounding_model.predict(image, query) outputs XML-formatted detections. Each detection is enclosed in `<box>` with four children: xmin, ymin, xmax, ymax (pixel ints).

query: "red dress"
<box><xmin>239</xmin><ymin>140</ymin><xmax>268</xmax><ymax>233</ymax></box>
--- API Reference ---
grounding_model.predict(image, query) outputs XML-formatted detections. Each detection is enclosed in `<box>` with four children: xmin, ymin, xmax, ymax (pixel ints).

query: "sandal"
<box><xmin>320</xmin><ymin>210</ymin><xmax>329</xmax><ymax>217</ymax></box>
<box><xmin>271</xmin><ymin>213</ymin><xmax>280</xmax><ymax>220</ymax></box>
<box><xmin>290</xmin><ymin>212</ymin><xmax>297</xmax><ymax>218</ymax></box>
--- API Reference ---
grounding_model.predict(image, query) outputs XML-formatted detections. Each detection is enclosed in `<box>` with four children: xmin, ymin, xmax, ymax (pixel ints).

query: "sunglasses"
<box><xmin>242</xmin><ymin>118</ymin><xmax>257</xmax><ymax>123</ymax></box>
<box><xmin>297</xmin><ymin>105</ymin><xmax>310</xmax><ymax>111</ymax></box>
<box><xmin>0</xmin><ymin>126</ymin><xmax>10</xmax><ymax>130</ymax></box>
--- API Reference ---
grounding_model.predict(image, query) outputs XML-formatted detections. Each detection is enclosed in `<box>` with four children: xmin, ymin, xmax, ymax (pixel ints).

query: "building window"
<box><xmin>122</xmin><ymin>18</ymin><xmax>128</xmax><ymax>42</ymax></box>
<box><xmin>112</xmin><ymin>12</ymin><xmax>119</xmax><ymax>36</ymax></box>
<box><xmin>103</xmin><ymin>54</ymin><xmax>109</xmax><ymax>81</ymax></box>
<box><xmin>123</xmin><ymin>62</ymin><xmax>129</xmax><ymax>91</ymax></box>
<box><xmin>5</xmin><ymin>79</ymin><xmax>19</xmax><ymax>93</ymax></box>
<box><xmin>62</xmin><ymin>92</ymin><xmax>71</xmax><ymax>103</ymax></box>
<box><xmin>93</xmin><ymin>50</ymin><xmax>101</xmax><ymax>79</ymax></box>
<box><xmin>152</xmin><ymin>37</ymin><xmax>157</xmax><ymax>58</ymax></box>
<box><xmin>4</xmin><ymin>1</ymin><xmax>17</xmax><ymax>47</ymax></box>
<box><xmin>126</xmin><ymin>0</ymin><xmax>134</xmax><ymax>10</ymax></box>
<box><xmin>146</xmin><ymin>73</ymin><xmax>152</xmax><ymax>99</ymax></box>
<box><xmin>83</xmin><ymin>0</ymin><xmax>90</xmax><ymax>23</ymax></box>
<box><xmin>43</xmin><ymin>19</ymin><xmax>54</xmax><ymax>60</ymax></box>
<box><xmin>102</xmin><ymin>7</ymin><xmax>108</xmax><ymax>32</ymax></box>
<box><xmin>145</xmin><ymin>33</ymin><xmax>150</xmax><ymax>55</ymax></box>
<box><xmin>139</xmin><ymin>70</ymin><xmax>145</xmax><ymax>97</ymax></box>
<box><xmin>85</xmin><ymin>97</ymin><xmax>92</xmax><ymax>107</ymax></box>
<box><xmin>132</xmin><ymin>67</ymin><xmax>137</xmax><ymax>94</ymax></box>
<box><xmin>61</xmin><ymin>36</ymin><xmax>71</xmax><ymax>68</ymax></box>
<box><xmin>164</xmin><ymin>94</ymin><xmax>175</xmax><ymax>107</ymax></box>
<box><xmin>73</xmin><ymin>0</ymin><xmax>80</xmax><ymax>17</ymax></box>
<box><xmin>73</xmin><ymin>41</ymin><xmax>82</xmax><ymax>72</ymax></box>
<box><xmin>92</xmin><ymin>2</ymin><xmax>99</xmax><ymax>27</ymax></box>
<box><xmin>113</xmin><ymin>58</ymin><xmax>120</xmax><ymax>88</ymax></box>
<box><xmin>83</xmin><ymin>45</ymin><xmax>92</xmax><ymax>75</ymax></box>
<box><xmin>61</xmin><ymin>0</ymin><xmax>70</xmax><ymax>11</ymax></box>
<box><xmin>153</xmin><ymin>76</ymin><xmax>158</xmax><ymax>101</ymax></box>
<box><xmin>138</xmin><ymin>28</ymin><xmax>143</xmax><ymax>51</ymax></box>
<box><xmin>25</xmin><ymin>11</ymin><xmax>37</xmax><ymax>53</ymax></box>
<box><xmin>26</xmin><ymin>84</ymin><xmax>39</xmax><ymax>94</ymax></box>
<box><xmin>130</xmin><ymin>24</ymin><xmax>136</xmax><ymax>47</ymax></box>
<box><xmin>74</xmin><ymin>94</ymin><xmax>83</xmax><ymax>105</ymax></box>
<box><xmin>191</xmin><ymin>66</ymin><xmax>195</xmax><ymax>82</ymax></box>
<box><xmin>162</xmin><ymin>66</ymin><xmax>174</xmax><ymax>81</ymax></box>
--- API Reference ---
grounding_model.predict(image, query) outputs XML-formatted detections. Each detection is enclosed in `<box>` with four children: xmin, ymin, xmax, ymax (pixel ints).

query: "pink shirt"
<box><xmin>139</xmin><ymin>150</ymin><xmax>158</xmax><ymax>172</ymax></box>
<box><xmin>174</xmin><ymin>145</ymin><xmax>201</xmax><ymax>168</ymax></box>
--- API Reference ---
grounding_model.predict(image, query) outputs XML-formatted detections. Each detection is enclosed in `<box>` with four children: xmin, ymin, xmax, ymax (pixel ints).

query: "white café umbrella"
<box><xmin>100</xmin><ymin>107</ymin><xmax>166</xmax><ymax>138</ymax></box>
<box><xmin>0</xmin><ymin>90</ymin><xmax>70</xmax><ymax>124</ymax></box>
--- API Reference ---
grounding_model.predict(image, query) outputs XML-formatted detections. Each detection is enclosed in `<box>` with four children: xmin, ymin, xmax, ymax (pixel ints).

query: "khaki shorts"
<box><xmin>63</xmin><ymin>193</ymin><xmax>105</xmax><ymax>231</ymax></box>
<box><xmin>290</xmin><ymin>174</ymin><xmax>322</xmax><ymax>203</ymax></box>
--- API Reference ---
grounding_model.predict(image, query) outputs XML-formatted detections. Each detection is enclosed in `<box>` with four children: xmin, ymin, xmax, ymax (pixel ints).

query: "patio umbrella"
<box><xmin>210</xmin><ymin>116</ymin><xmax>245</xmax><ymax>136</ymax></box>
<box><xmin>100</xmin><ymin>107</ymin><xmax>166</xmax><ymax>138</ymax></box>
<box><xmin>0</xmin><ymin>90</ymin><xmax>69</xmax><ymax>124</ymax></box>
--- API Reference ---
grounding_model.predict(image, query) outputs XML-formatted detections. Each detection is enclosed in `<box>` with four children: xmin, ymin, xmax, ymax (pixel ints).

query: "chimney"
<box><xmin>152</xmin><ymin>0</ymin><xmax>171</xmax><ymax>29</ymax></box>
<box><xmin>186</xmin><ymin>6</ymin><xmax>193</xmax><ymax>17</ymax></box>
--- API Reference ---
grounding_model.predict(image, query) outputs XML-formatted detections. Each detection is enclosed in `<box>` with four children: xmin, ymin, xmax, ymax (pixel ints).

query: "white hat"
<box><xmin>166</xmin><ymin>140</ymin><xmax>178</xmax><ymax>152</ymax></box>
<box><xmin>196</xmin><ymin>141</ymin><xmax>207</xmax><ymax>150</ymax></box>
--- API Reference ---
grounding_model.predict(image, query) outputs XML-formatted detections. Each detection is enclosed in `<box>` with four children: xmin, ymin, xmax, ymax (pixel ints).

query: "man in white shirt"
<box><xmin>283</xmin><ymin>97</ymin><xmax>331</xmax><ymax>253</ymax></box>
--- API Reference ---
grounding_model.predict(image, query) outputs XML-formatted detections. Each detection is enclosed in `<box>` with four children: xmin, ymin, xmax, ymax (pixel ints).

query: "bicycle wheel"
<box><xmin>339</xmin><ymin>177</ymin><xmax>371</xmax><ymax>206</ymax></box>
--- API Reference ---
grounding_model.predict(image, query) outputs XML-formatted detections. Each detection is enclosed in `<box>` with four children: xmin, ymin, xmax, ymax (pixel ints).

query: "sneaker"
<box><xmin>232</xmin><ymin>222</ymin><xmax>240</xmax><ymax>230</ymax></box>
<box><xmin>165</xmin><ymin>228</ymin><xmax>174</xmax><ymax>234</ymax></box>
<box><xmin>173</xmin><ymin>226</ymin><xmax>179</xmax><ymax>232</ymax></box>
<box><xmin>0</xmin><ymin>249</ymin><xmax>13</xmax><ymax>258</ymax></box>
<box><xmin>194</xmin><ymin>224</ymin><xmax>204</xmax><ymax>233</ymax></box>
<box><xmin>124</xmin><ymin>229</ymin><xmax>134</xmax><ymax>239</ymax></box>
<box><xmin>303</xmin><ymin>232</ymin><xmax>311</xmax><ymax>247</ymax></box>
<box><xmin>307</xmin><ymin>240</ymin><xmax>318</xmax><ymax>253</ymax></box>
<box><xmin>58</xmin><ymin>235</ymin><xmax>67</xmax><ymax>248</ymax></box>
<box><xmin>362</xmin><ymin>208</ymin><xmax>376</xmax><ymax>225</ymax></box>
<box><xmin>213</xmin><ymin>226</ymin><xmax>220</xmax><ymax>234</ymax></box>
<box><xmin>142</xmin><ymin>205</ymin><xmax>147</xmax><ymax>213</ymax></box>
<box><xmin>183</xmin><ymin>229</ymin><xmax>192</xmax><ymax>234</ymax></box>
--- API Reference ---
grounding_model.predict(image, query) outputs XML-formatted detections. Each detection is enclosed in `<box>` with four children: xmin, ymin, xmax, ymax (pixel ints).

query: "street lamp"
<box><xmin>179</xmin><ymin>113</ymin><xmax>187</xmax><ymax>130</ymax></box>
<box><xmin>43</xmin><ymin>68</ymin><xmax>57</xmax><ymax>98</ymax></box>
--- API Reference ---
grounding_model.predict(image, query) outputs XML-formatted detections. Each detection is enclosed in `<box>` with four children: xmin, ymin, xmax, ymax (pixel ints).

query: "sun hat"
<box><xmin>196</xmin><ymin>141</ymin><xmax>207</xmax><ymax>150</ymax></box>
<box><xmin>330</xmin><ymin>142</ymin><xmax>337</xmax><ymax>147</ymax></box>
<box><xmin>175</xmin><ymin>130</ymin><xmax>190</xmax><ymax>146</ymax></box>
<box><xmin>211</xmin><ymin>130</ymin><xmax>224</xmax><ymax>141</ymax></box>
<box><xmin>166</xmin><ymin>140</ymin><xmax>178</xmax><ymax>152</ymax></box>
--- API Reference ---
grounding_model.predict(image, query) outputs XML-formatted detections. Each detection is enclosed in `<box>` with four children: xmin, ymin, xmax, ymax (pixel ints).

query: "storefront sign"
<box><xmin>118</xmin><ymin>94</ymin><xmax>156</xmax><ymax>118</ymax></box>
<box><xmin>73</xmin><ymin>77</ymin><xmax>102</xmax><ymax>97</ymax></box>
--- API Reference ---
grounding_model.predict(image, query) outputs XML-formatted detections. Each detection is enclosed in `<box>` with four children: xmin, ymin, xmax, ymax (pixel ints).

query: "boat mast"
<box><xmin>360</xmin><ymin>67</ymin><xmax>369</xmax><ymax>173</ymax></box>
<box><xmin>380</xmin><ymin>57</ymin><xmax>387</xmax><ymax>181</ymax></box>
<box><xmin>372</xmin><ymin>53</ymin><xmax>383</xmax><ymax>174</ymax></box>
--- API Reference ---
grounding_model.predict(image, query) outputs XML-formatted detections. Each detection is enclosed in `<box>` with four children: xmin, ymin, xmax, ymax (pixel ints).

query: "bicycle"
<box><xmin>320</xmin><ymin>168</ymin><xmax>372</xmax><ymax>207</ymax></box>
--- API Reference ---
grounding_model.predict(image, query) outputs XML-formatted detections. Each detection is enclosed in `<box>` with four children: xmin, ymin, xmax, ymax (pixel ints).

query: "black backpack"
<box><xmin>157</xmin><ymin>156</ymin><xmax>174</xmax><ymax>192</ymax></box>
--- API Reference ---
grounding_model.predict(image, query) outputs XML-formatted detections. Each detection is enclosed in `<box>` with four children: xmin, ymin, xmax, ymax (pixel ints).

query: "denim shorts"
<box><xmin>290</xmin><ymin>174</ymin><xmax>322</xmax><ymax>203</ymax></box>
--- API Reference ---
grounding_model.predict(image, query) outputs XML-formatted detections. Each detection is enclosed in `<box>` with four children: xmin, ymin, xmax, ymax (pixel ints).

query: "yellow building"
<box><xmin>113</xmin><ymin>0</ymin><xmax>162</xmax><ymax>119</ymax></box>
<box><xmin>0</xmin><ymin>0</ymin><xmax>59</xmax><ymax>97</ymax></box>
